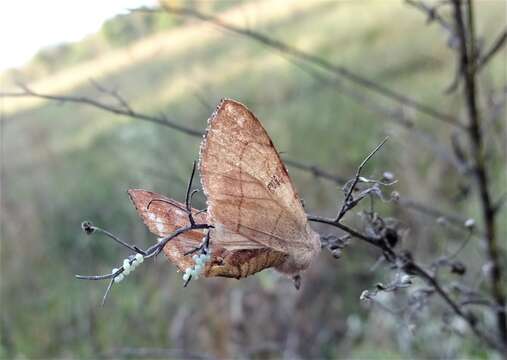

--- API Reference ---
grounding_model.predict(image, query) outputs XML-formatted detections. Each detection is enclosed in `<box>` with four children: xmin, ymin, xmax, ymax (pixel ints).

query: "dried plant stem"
<box><xmin>1</xmin><ymin>86</ymin><xmax>464</xmax><ymax>229</ymax></box>
<box><xmin>307</xmin><ymin>214</ymin><xmax>505</xmax><ymax>352</ymax></box>
<box><xmin>156</xmin><ymin>5</ymin><xmax>463</xmax><ymax>129</ymax></box>
<box><xmin>452</xmin><ymin>0</ymin><xmax>506</xmax><ymax>345</ymax></box>
<box><xmin>3</xmin><ymin>84</ymin><xmax>202</xmax><ymax>137</ymax></box>
<box><xmin>477</xmin><ymin>28</ymin><xmax>507</xmax><ymax>71</ymax></box>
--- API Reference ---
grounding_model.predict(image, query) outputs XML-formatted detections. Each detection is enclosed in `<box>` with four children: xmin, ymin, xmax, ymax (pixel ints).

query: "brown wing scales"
<box><xmin>199</xmin><ymin>99</ymin><xmax>313</xmax><ymax>254</ymax></box>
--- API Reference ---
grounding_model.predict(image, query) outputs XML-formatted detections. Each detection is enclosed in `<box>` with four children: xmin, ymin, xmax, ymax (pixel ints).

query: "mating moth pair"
<box><xmin>87</xmin><ymin>99</ymin><xmax>321</xmax><ymax>291</ymax></box>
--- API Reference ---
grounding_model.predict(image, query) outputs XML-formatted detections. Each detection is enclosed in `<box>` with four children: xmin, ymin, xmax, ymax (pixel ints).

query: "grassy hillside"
<box><xmin>1</xmin><ymin>0</ymin><xmax>505</xmax><ymax>358</ymax></box>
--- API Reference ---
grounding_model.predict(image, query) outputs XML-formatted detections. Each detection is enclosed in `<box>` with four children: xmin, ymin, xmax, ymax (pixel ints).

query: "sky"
<box><xmin>0</xmin><ymin>0</ymin><xmax>157</xmax><ymax>71</ymax></box>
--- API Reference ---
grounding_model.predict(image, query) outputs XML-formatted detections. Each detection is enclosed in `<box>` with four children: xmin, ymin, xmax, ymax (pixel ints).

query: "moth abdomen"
<box><xmin>204</xmin><ymin>248</ymin><xmax>287</xmax><ymax>279</ymax></box>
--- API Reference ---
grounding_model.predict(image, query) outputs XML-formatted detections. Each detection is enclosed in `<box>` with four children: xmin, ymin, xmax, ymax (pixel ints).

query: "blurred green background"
<box><xmin>1</xmin><ymin>0</ymin><xmax>506</xmax><ymax>358</ymax></box>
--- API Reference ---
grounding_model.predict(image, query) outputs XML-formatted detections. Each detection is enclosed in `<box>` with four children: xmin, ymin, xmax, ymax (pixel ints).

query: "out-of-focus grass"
<box><xmin>1</xmin><ymin>0</ymin><xmax>505</xmax><ymax>358</ymax></box>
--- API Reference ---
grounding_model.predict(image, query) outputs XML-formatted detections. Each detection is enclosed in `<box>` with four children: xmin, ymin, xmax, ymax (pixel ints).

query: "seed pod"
<box><xmin>81</xmin><ymin>221</ymin><xmax>95</xmax><ymax>235</ymax></box>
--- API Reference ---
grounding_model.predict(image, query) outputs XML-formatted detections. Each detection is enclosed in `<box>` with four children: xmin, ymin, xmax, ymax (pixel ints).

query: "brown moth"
<box><xmin>129</xmin><ymin>99</ymin><xmax>320</xmax><ymax>284</ymax></box>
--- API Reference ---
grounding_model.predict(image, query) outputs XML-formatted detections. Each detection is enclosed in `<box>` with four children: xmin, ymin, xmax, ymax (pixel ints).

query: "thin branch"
<box><xmin>308</xmin><ymin>213</ymin><xmax>504</xmax><ymax>352</ymax></box>
<box><xmin>283</xmin><ymin>55</ymin><xmax>462</xmax><ymax>170</ymax></box>
<box><xmin>6</xmin><ymin>50</ymin><xmax>462</xmax><ymax>173</ymax></box>
<box><xmin>184</xmin><ymin>161</ymin><xmax>198</xmax><ymax>227</ymax></box>
<box><xmin>288</xmin><ymin>154</ymin><xmax>475</xmax><ymax>231</ymax></box>
<box><xmin>81</xmin><ymin>221</ymin><xmax>142</xmax><ymax>254</ymax></box>
<box><xmin>405</xmin><ymin>0</ymin><xmax>454</xmax><ymax>34</ymax></box>
<box><xmin>477</xmin><ymin>28</ymin><xmax>507</xmax><ymax>71</ymax></box>
<box><xmin>150</xmin><ymin>5</ymin><xmax>463</xmax><ymax>129</ymax></box>
<box><xmin>411</xmin><ymin>261</ymin><xmax>505</xmax><ymax>351</ymax></box>
<box><xmin>398</xmin><ymin>197</ymin><xmax>468</xmax><ymax>228</ymax></box>
<box><xmin>452</xmin><ymin>0</ymin><xmax>506</xmax><ymax>344</ymax></box>
<box><xmin>101</xmin><ymin>278</ymin><xmax>115</xmax><ymax>306</ymax></box>
<box><xmin>2</xmin><ymin>85</ymin><xmax>202</xmax><ymax>137</ymax></box>
<box><xmin>308</xmin><ymin>215</ymin><xmax>381</xmax><ymax>248</ymax></box>
<box><xmin>75</xmin><ymin>222</ymin><xmax>211</xmax><ymax>280</ymax></box>
<box><xmin>3</xmin><ymin>83</ymin><xmax>467</xmax><ymax>228</ymax></box>
<box><xmin>335</xmin><ymin>137</ymin><xmax>389</xmax><ymax>222</ymax></box>
<box><xmin>89</xmin><ymin>78</ymin><xmax>133</xmax><ymax>113</ymax></box>
<box><xmin>284</xmin><ymin>158</ymin><xmax>347</xmax><ymax>185</ymax></box>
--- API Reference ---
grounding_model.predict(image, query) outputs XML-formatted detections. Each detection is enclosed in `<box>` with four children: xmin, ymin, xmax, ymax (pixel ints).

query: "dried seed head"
<box><xmin>382</xmin><ymin>171</ymin><xmax>395</xmax><ymax>182</ymax></box>
<box><xmin>331</xmin><ymin>249</ymin><xmax>342</xmax><ymax>259</ymax></box>
<box><xmin>436</xmin><ymin>217</ymin><xmax>447</xmax><ymax>225</ymax></box>
<box><xmin>400</xmin><ymin>274</ymin><xmax>412</xmax><ymax>285</ymax></box>
<box><xmin>376</xmin><ymin>282</ymin><xmax>387</xmax><ymax>291</ymax></box>
<box><xmin>81</xmin><ymin>221</ymin><xmax>95</xmax><ymax>235</ymax></box>
<box><xmin>464</xmin><ymin>218</ymin><xmax>475</xmax><ymax>229</ymax></box>
<box><xmin>385</xmin><ymin>227</ymin><xmax>400</xmax><ymax>248</ymax></box>
<box><xmin>123</xmin><ymin>259</ymin><xmax>131</xmax><ymax>271</ymax></box>
<box><xmin>451</xmin><ymin>261</ymin><xmax>466</xmax><ymax>276</ymax></box>
<box><xmin>359</xmin><ymin>290</ymin><xmax>370</xmax><ymax>301</ymax></box>
<box><xmin>135</xmin><ymin>253</ymin><xmax>144</xmax><ymax>263</ymax></box>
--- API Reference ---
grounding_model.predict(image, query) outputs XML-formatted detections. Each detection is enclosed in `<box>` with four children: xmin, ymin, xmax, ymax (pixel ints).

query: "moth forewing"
<box><xmin>198</xmin><ymin>99</ymin><xmax>321</xmax><ymax>277</ymax></box>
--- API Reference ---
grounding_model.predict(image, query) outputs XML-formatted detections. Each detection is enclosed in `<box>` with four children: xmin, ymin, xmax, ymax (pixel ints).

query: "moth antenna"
<box><xmin>146</xmin><ymin>198</ymin><xmax>187</xmax><ymax>213</ymax></box>
<box><xmin>81</xmin><ymin>221</ymin><xmax>139</xmax><ymax>253</ymax></box>
<box><xmin>101</xmin><ymin>278</ymin><xmax>115</xmax><ymax>306</ymax></box>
